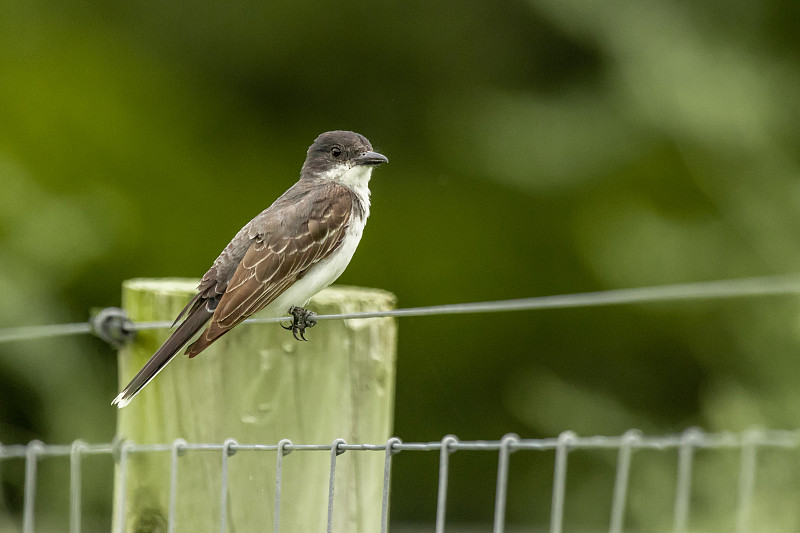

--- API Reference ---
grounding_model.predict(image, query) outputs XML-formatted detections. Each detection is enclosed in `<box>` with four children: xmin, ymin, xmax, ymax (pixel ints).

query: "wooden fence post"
<box><xmin>112</xmin><ymin>278</ymin><xmax>397</xmax><ymax>533</ymax></box>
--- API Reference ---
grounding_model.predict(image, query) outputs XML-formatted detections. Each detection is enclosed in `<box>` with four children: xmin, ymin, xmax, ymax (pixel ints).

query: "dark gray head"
<box><xmin>301</xmin><ymin>130</ymin><xmax>388</xmax><ymax>180</ymax></box>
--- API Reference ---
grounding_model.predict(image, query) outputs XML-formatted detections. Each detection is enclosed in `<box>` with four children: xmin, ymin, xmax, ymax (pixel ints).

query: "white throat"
<box><xmin>319</xmin><ymin>163</ymin><xmax>373</xmax><ymax>218</ymax></box>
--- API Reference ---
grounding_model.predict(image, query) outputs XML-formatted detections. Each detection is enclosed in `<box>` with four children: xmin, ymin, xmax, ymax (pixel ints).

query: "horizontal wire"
<box><xmin>0</xmin><ymin>322</ymin><xmax>93</xmax><ymax>344</ymax></box>
<box><xmin>2</xmin><ymin>429</ymin><xmax>800</xmax><ymax>460</ymax></box>
<box><xmin>1</xmin><ymin>274</ymin><xmax>799</xmax><ymax>344</ymax></box>
<box><xmin>280</xmin><ymin>273</ymin><xmax>800</xmax><ymax>322</ymax></box>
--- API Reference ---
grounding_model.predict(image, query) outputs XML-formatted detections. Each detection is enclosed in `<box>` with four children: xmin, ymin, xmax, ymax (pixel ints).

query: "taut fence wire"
<box><xmin>1</xmin><ymin>274</ymin><xmax>800</xmax><ymax>345</ymax></box>
<box><xmin>1</xmin><ymin>429</ymin><xmax>799</xmax><ymax>533</ymax></box>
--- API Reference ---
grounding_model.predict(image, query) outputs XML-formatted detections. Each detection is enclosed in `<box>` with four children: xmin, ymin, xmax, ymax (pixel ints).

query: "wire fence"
<box><xmin>1</xmin><ymin>429</ymin><xmax>799</xmax><ymax>533</ymax></box>
<box><xmin>3</xmin><ymin>275</ymin><xmax>800</xmax><ymax>531</ymax></box>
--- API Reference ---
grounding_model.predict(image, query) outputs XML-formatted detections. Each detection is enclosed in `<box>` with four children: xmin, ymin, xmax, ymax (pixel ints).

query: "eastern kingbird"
<box><xmin>112</xmin><ymin>130</ymin><xmax>388</xmax><ymax>408</ymax></box>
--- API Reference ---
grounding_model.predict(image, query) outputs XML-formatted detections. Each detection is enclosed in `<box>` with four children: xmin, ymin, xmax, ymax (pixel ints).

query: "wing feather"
<box><xmin>184</xmin><ymin>182</ymin><xmax>355</xmax><ymax>357</ymax></box>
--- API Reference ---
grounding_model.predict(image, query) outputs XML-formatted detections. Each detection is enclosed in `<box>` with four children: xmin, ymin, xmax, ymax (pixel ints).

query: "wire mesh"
<box><xmin>3</xmin><ymin>276</ymin><xmax>800</xmax><ymax>530</ymax></box>
<box><xmin>2</xmin><ymin>429</ymin><xmax>799</xmax><ymax>532</ymax></box>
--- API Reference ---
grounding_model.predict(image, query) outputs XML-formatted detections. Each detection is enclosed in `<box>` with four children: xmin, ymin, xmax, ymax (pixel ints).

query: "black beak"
<box><xmin>354</xmin><ymin>150</ymin><xmax>389</xmax><ymax>166</ymax></box>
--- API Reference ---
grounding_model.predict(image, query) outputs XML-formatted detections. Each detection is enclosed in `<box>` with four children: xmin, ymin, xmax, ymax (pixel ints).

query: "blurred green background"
<box><xmin>2</xmin><ymin>0</ymin><xmax>800</xmax><ymax>530</ymax></box>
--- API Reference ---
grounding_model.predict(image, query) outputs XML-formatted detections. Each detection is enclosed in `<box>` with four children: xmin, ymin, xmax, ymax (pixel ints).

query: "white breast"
<box><xmin>263</xmin><ymin>172</ymin><xmax>371</xmax><ymax>316</ymax></box>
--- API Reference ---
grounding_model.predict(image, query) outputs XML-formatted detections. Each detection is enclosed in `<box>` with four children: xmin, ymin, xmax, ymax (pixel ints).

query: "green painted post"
<box><xmin>112</xmin><ymin>278</ymin><xmax>397</xmax><ymax>533</ymax></box>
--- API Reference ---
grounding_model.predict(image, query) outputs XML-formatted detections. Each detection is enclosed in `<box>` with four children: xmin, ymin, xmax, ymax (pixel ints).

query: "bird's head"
<box><xmin>301</xmin><ymin>130</ymin><xmax>388</xmax><ymax>188</ymax></box>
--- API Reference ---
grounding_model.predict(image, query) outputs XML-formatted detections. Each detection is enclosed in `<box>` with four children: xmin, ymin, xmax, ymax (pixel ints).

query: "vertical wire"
<box><xmin>0</xmin><ymin>443</ymin><xmax>6</xmax><ymax>520</ymax></box>
<box><xmin>380</xmin><ymin>438</ymin><xmax>402</xmax><ymax>533</ymax></box>
<box><xmin>274</xmin><ymin>439</ymin><xmax>292</xmax><ymax>533</ymax></box>
<box><xmin>492</xmin><ymin>434</ymin><xmax>519</xmax><ymax>533</ymax></box>
<box><xmin>435</xmin><ymin>436</ymin><xmax>458</xmax><ymax>533</ymax></box>
<box><xmin>735</xmin><ymin>430</ymin><xmax>760</xmax><ymax>533</ymax></box>
<box><xmin>609</xmin><ymin>430</ymin><xmax>641</xmax><ymax>533</ymax></box>
<box><xmin>69</xmin><ymin>440</ymin><xmax>86</xmax><ymax>533</ymax></box>
<box><xmin>114</xmin><ymin>441</ymin><xmax>132</xmax><ymax>533</ymax></box>
<box><xmin>673</xmin><ymin>428</ymin><xmax>701</xmax><ymax>533</ymax></box>
<box><xmin>550</xmin><ymin>431</ymin><xmax>576</xmax><ymax>533</ymax></box>
<box><xmin>327</xmin><ymin>439</ymin><xmax>346</xmax><ymax>533</ymax></box>
<box><xmin>219</xmin><ymin>439</ymin><xmax>238</xmax><ymax>533</ymax></box>
<box><xmin>23</xmin><ymin>440</ymin><xmax>43</xmax><ymax>533</ymax></box>
<box><xmin>167</xmin><ymin>438</ymin><xmax>187</xmax><ymax>533</ymax></box>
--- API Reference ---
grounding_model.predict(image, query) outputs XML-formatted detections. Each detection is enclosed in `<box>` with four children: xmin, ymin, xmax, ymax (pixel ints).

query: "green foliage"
<box><xmin>1</xmin><ymin>0</ymin><xmax>800</xmax><ymax>529</ymax></box>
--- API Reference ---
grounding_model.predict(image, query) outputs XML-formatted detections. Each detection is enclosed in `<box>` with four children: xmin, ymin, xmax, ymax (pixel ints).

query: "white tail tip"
<box><xmin>111</xmin><ymin>392</ymin><xmax>130</xmax><ymax>409</ymax></box>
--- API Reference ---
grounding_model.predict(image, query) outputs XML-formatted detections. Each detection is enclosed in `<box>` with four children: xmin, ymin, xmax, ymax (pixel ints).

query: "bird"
<box><xmin>112</xmin><ymin>130</ymin><xmax>388</xmax><ymax>408</ymax></box>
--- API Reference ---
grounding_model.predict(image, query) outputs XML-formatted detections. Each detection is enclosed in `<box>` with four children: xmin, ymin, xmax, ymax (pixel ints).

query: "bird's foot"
<box><xmin>281</xmin><ymin>306</ymin><xmax>318</xmax><ymax>341</ymax></box>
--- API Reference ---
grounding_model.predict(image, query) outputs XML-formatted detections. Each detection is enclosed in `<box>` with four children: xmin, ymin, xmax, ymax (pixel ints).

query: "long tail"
<box><xmin>112</xmin><ymin>306</ymin><xmax>213</xmax><ymax>408</ymax></box>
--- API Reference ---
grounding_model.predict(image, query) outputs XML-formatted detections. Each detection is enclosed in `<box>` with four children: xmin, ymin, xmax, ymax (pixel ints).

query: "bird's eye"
<box><xmin>330</xmin><ymin>146</ymin><xmax>342</xmax><ymax>158</ymax></box>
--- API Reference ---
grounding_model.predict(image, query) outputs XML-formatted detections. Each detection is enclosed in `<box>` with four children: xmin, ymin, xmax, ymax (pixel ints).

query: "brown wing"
<box><xmin>184</xmin><ymin>183</ymin><xmax>354</xmax><ymax>357</ymax></box>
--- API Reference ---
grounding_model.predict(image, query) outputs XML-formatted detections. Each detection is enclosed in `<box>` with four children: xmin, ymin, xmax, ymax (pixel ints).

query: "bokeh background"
<box><xmin>2</xmin><ymin>0</ymin><xmax>800</xmax><ymax>530</ymax></box>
